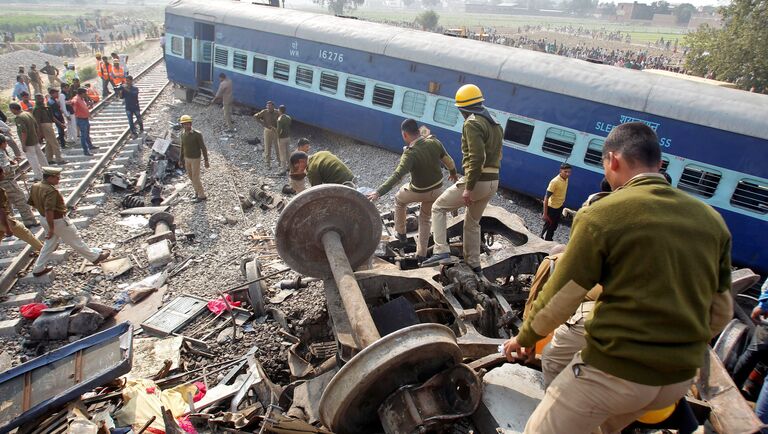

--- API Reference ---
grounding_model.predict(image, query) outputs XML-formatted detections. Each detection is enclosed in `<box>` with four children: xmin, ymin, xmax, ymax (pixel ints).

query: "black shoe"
<box><xmin>24</xmin><ymin>222</ymin><xmax>40</xmax><ymax>229</ymax></box>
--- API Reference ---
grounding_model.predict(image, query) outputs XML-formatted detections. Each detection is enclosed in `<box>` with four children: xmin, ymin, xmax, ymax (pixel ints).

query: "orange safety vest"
<box><xmin>97</xmin><ymin>62</ymin><xmax>111</xmax><ymax>80</ymax></box>
<box><xmin>110</xmin><ymin>65</ymin><xmax>125</xmax><ymax>85</ymax></box>
<box><xmin>19</xmin><ymin>100</ymin><xmax>35</xmax><ymax>111</ymax></box>
<box><xmin>86</xmin><ymin>87</ymin><xmax>101</xmax><ymax>103</ymax></box>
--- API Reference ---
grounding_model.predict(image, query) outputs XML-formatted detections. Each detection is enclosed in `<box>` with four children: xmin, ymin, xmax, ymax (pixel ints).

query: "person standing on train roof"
<box><xmin>276</xmin><ymin>105</ymin><xmax>292</xmax><ymax>173</ymax></box>
<box><xmin>212</xmin><ymin>73</ymin><xmax>234</xmax><ymax>131</ymax></box>
<box><xmin>179</xmin><ymin>115</ymin><xmax>210</xmax><ymax>202</ymax></box>
<box><xmin>254</xmin><ymin>101</ymin><xmax>279</xmax><ymax>169</ymax></box>
<box><xmin>422</xmin><ymin>84</ymin><xmax>502</xmax><ymax>275</ymax></box>
<box><xmin>541</xmin><ymin>163</ymin><xmax>572</xmax><ymax>241</ymax></box>
<box><xmin>502</xmin><ymin>122</ymin><xmax>733</xmax><ymax>434</ymax></box>
<box><xmin>367</xmin><ymin>118</ymin><xmax>458</xmax><ymax>262</ymax></box>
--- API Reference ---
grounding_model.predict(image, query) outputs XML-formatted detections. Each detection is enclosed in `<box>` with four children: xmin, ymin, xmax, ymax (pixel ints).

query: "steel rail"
<box><xmin>0</xmin><ymin>56</ymin><xmax>168</xmax><ymax>296</ymax></box>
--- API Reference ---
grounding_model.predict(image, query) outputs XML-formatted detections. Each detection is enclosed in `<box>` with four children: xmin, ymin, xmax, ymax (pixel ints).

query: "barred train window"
<box><xmin>345</xmin><ymin>78</ymin><xmax>366</xmax><ymax>101</ymax></box>
<box><xmin>214</xmin><ymin>47</ymin><xmax>228</xmax><ymax>66</ymax></box>
<box><xmin>583</xmin><ymin>139</ymin><xmax>604</xmax><ymax>166</ymax></box>
<box><xmin>372</xmin><ymin>85</ymin><xmax>395</xmax><ymax>108</ymax></box>
<box><xmin>433</xmin><ymin>99</ymin><xmax>460</xmax><ymax>126</ymax></box>
<box><xmin>660</xmin><ymin>157</ymin><xmax>670</xmax><ymax>173</ymax></box>
<box><xmin>232</xmin><ymin>51</ymin><xmax>247</xmax><ymax>71</ymax></box>
<box><xmin>273</xmin><ymin>61</ymin><xmax>290</xmax><ymax>81</ymax></box>
<box><xmin>171</xmin><ymin>36</ymin><xmax>183</xmax><ymax>56</ymax></box>
<box><xmin>296</xmin><ymin>66</ymin><xmax>314</xmax><ymax>87</ymax></box>
<box><xmin>320</xmin><ymin>72</ymin><xmax>338</xmax><ymax>94</ymax></box>
<box><xmin>201</xmin><ymin>42</ymin><xmax>212</xmax><ymax>62</ymax></box>
<box><xmin>731</xmin><ymin>179</ymin><xmax>768</xmax><ymax>214</ymax></box>
<box><xmin>678</xmin><ymin>164</ymin><xmax>721</xmax><ymax>198</ymax></box>
<box><xmin>542</xmin><ymin>127</ymin><xmax>576</xmax><ymax>158</ymax></box>
<box><xmin>505</xmin><ymin>119</ymin><xmax>534</xmax><ymax>147</ymax></box>
<box><xmin>402</xmin><ymin>91</ymin><xmax>426</xmax><ymax>117</ymax></box>
<box><xmin>252</xmin><ymin>57</ymin><xmax>268</xmax><ymax>75</ymax></box>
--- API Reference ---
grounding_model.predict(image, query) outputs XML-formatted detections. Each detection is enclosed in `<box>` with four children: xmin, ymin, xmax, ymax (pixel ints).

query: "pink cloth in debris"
<box><xmin>206</xmin><ymin>294</ymin><xmax>241</xmax><ymax>314</ymax></box>
<box><xmin>193</xmin><ymin>382</ymin><xmax>206</xmax><ymax>402</ymax></box>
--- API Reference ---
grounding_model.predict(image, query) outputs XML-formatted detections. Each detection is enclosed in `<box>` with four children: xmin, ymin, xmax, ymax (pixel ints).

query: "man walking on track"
<box><xmin>179</xmin><ymin>115</ymin><xmax>210</xmax><ymax>202</ymax></box>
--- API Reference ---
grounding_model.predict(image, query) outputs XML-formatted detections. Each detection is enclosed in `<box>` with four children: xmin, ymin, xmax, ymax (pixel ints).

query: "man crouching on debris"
<box><xmin>28</xmin><ymin>167</ymin><xmax>110</xmax><ymax>277</ymax></box>
<box><xmin>288</xmin><ymin>150</ymin><xmax>355</xmax><ymax>193</ymax></box>
<box><xmin>179</xmin><ymin>115</ymin><xmax>209</xmax><ymax>203</ymax></box>
<box><xmin>503</xmin><ymin>122</ymin><xmax>733</xmax><ymax>434</ymax></box>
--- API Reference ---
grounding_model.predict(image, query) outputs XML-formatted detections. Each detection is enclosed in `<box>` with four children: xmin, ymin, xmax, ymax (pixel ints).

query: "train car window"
<box><xmin>233</xmin><ymin>52</ymin><xmax>247</xmax><ymax>71</ymax></box>
<box><xmin>660</xmin><ymin>157</ymin><xmax>670</xmax><ymax>173</ymax></box>
<box><xmin>583</xmin><ymin>139</ymin><xmax>604</xmax><ymax>166</ymax></box>
<box><xmin>320</xmin><ymin>72</ymin><xmax>338</xmax><ymax>94</ymax></box>
<box><xmin>345</xmin><ymin>78</ymin><xmax>366</xmax><ymax>101</ymax></box>
<box><xmin>372</xmin><ymin>85</ymin><xmax>395</xmax><ymax>108</ymax></box>
<box><xmin>731</xmin><ymin>179</ymin><xmax>768</xmax><ymax>214</ymax></box>
<box><xmin>504</xmin><ymin>119</ymin><xmax>534</xmax><ymax>147</ymax></box>
<box><xmin>201</xmin><ymin>42</ymin><xmax>212</xmax><ymax>63</ymax></box>
<box><xmin>273</xmin><ymin>61</ymin><xmax>290</xmax><ymax>81</ymax></box>
<box><xmin>542</xmin><ymin>127</ymin><xmax>576</xmax><ymax>158</ymax></box>
<box><xmin>402</xmin><ymin>91</ymin><xmax>426</xmax><ymax>116</ymax></box>
<box><xmin>184</xmin><ymin>38</ymin><xmax>192</xmax><ymax>60</ymax></box>
<box><xmin>433</xmin><ymin>99</ymin><xmax>460</xmax><ymax>126</ymax></box>
<box><xmin>171</xmin><ymin>37</ymin><xmax>183</xmax><ymax>56</ymax></box>
<box><xmin>214</xmin><ymin>47</ymin><xmax>229</xmax><ymax>67</ymax></box>
<box><xmin>252</xmin><ymin>57</ymin><xmax>268</xmax><ymax>75</ymax></box>
<box><xmin>678</xmin><ymin>164</ymin><xmax>721</xmax><ymax>198</ymax></box>
<box><xmin>296</xmin><ymin>66</ymin><xmax>314</xmax><ymax>87</ymax></box>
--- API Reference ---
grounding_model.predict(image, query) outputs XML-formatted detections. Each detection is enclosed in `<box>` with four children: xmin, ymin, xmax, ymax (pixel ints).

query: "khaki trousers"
<box><xmin>395</xmin><ymin>186</ymin><xmax>442</xmax><ymax>257</ymax></box>
<box><xmin>431</xmin><ymin>179</ymin><xmax>498</xmax><ymax>268</ymax></box>
<box><xmin>24</xmin><ymin>145</ymin><xmax>48</xmax><ymax>180</ymax></box>
<box><xmin>33</xmin><ymin>217</ymin><xmax>101</xmax><ymax>273</ymax></box>
<box><xmin>525</xmin><ymin>352</ymin><xmax>693</xmax><ymax>434</ymax></box>
<box><xmin>0</xmin><ymin>178</ymin><xmax>37</xmax><ymax>225</ymax></box>
<box><xmin>40</xmin><ymin>123</ymin><xmax>64</xmax><ymax>163</ymax></box>
<box><xmin>47</xmin><ymin>74</ymin><xmax>61</xmax><ymax>85</ymax></box>
<box><xmin>541</xmin><ymin>301</ymin><xmax>594</xmax><ymax>388</ymax></box>
<box><xmin>223</xmin><ymin>102</ymin><xmax>233</xmax><ymax>128</ymax></box>
<box><xmin>2</xmin><ymin>216</ymin><xmax>42</xmax><ymax>251</ymax></box>
<box><xmin>184</xmin><ymin>158</ymin><xmax>206</xmax><ymax>199</ymax></box>
<box><xmin>277</xmin><ymin>137</ymin><xmax>290</xmax><ymax>170</ymax></box>
<box><xmin>263</xmin><ymin>128</ymin><xmax>278</xmax><ymax>167</ymax></box>
<box><xmin>30</xmin><ymin>81</ymin><xmax>43</xmax><ymax>97</ymax></box>
<box><xmin>290</xmin><ymin>177</ymin><xmax>306</xmax><ymax>193</ymax></box>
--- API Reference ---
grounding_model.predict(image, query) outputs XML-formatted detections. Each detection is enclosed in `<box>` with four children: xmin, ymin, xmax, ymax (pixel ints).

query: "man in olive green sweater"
<box><xmin>179</xmin><ymin>115</ymin><xmax>210</xmax><ymax>202</ymax></box>
<box><xmin>368</xmin><ymin>119</ymin><xmax>457</xmax><ymax>259</ymax></box>
<box><xmin>422</xmin><ymin>84</ymin><xmax>502</xmax><ymax>273</ymax></box>
<box><xmin>289</xmin><ymin>150</ymin><xmax>354</xmax><ymax>193</ymax></box>
<box><xmin>503</xmin><ymin>122</ymin><xmax>733</xmax><ymax>434</ymax></box>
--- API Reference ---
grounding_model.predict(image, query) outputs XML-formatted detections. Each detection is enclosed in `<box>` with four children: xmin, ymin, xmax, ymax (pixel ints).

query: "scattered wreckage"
<box><xmin>0</xmin><ymin>185</ymin><xmax>763</xmax><ymax>434</ymax></box>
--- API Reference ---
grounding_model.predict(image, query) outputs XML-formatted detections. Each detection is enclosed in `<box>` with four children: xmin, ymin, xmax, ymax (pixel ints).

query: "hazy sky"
<box><xmin>671</xmin><ymin>0</ymin><xmax>730</xmax><ymax>6</ymax></box>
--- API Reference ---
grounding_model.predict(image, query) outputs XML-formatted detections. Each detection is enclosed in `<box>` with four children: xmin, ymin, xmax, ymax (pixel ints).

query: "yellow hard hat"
<box><xmin>179</xmin><ymin>115</ymin><xmax>193</xmax><ymax>123</ymax></box>
<box><xmin>637</xmin><ymin>403</ymin><xmax>676</xmax><ymax>424</ymax></box>
<box><xmin>454</xmin><ymin>84</ymin><xmax>484</xmax><ymax>108</ymax></box>
<box><xmin>96</xmin><ymin>53</ymin><xmax>102</xmax><ymax>58</ymax></box>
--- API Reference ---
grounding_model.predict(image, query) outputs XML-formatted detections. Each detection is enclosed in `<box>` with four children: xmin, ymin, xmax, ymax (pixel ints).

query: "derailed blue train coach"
<box><xmin>164</xmin><ymin>0</ymin><xmax>768</xmax><ymax>273</ymax></box>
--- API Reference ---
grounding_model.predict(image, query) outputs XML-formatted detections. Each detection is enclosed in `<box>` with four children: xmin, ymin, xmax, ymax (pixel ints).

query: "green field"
<box><xmin>320</xmin><ymin>8</ymin><xmax>687</xmax><ymax>44</ymax></box>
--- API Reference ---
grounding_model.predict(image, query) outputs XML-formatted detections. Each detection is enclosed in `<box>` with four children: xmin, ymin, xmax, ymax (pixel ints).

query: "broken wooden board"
<box><xmin>0</xmin><ymin>322</ymin><xmax>133</xmax><ymax>433</ymax></box>
<box><xmin>107</xmin><ymin>285</ymin><xmax>168</xmax><ymax>328</ymax></box>
<box><xmin>695</xmin><ymin>347</ymin><xmax>764</xmax><ymax>434</ymax></box>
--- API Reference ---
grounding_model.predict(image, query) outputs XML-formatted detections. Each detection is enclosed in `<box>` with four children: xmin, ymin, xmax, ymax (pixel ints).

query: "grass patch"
<box><xmin>0</xmin><ymin>15</ymin><xmax>78</xmax><ymax>34</ymax></box>
<box><xmin>79</xmin><ymin>66</ymin><xmax>97</xmax><ymax>82</ymax></box>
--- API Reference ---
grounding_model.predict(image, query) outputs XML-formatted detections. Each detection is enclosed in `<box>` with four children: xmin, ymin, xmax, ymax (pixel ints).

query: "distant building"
<box><xmin>616</xmin><ymin>2</ymin><xmax>653</xmax><ymax>21</ymax></box>
<box><xmin>688</xmin><ymin>14</ymin><xmax>724</xmax><ymax>29</ymax></box>
<box><xmin>651</xmin><ymin>13</ymin><xmax>676</xmax><ymax>26</ymax></box>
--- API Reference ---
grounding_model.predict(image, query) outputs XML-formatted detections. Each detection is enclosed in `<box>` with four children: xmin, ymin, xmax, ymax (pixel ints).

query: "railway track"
<box><xmin>0</xmin><ymin>57</ymin><xmax>169</xmax><ymax>295</ymax></box>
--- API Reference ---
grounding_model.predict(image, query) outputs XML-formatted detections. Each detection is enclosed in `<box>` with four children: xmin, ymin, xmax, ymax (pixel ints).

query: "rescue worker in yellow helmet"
<box><xmin>179</xmin><ymin>115</ymin><xmax>210</xmax><ymax>203</ymax></box>
<box><xmin>422</xmin><ymin>84</ymin><xmax>503</xmax><ymax>275</ymax></box>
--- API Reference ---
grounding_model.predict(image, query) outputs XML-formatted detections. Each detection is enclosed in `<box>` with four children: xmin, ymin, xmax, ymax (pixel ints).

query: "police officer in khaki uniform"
<box><xmin>422</xmin><ymin>84</ymin><xmax>503</xmax><ymax>274</ymax></box>
<box><xmin>276</xmin><ymin>105</ymin><xmax>292</xmax><ymax>173</ymax></box>
<box><xmin>254</xmin><ymin>101</ymin><xmax>279</xmax><ymax>169</ymax></box>
<box><xmin>0</xmin><ymin>167</ymin><xmax>42</xmax><ymax>252</ymax></box>
<box><xmin>287</xmin><ymin>138</ymin><xmax>311</xmax><ymax>193</ymax></box>
<box><xmin>29</xmin><ymin>167</ymin><xmax>110</xmax><ymax>277</ymax></box>
<box><xmin>179</xmin><ymin>115</ymin><xmax>209</xmax><ymax>202</ymax></box>
<box><xmin>9</xmin><ymin>102</ymin><xmax>48</xmax><ymax>180</ymax></box>
<box><xmin>368</xmin><ymin>119</ymin><xmax>457</xmax><ymax>260</ymax></box>
<box><xmin>32</xmin><ymin>94</ymin><xmax>66</xmax><ymax>164</ymax></box>
<box><xmin>0</xmin><ymin>135</ymin><xmax>38</xmax><ymax>227</ymax></box>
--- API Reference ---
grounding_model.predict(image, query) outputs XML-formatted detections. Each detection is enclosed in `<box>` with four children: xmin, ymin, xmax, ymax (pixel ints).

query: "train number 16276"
<box><xmin>319</xmin><ymin>49</ymin><xmax>344</xmax><ymax>63</ymax></box>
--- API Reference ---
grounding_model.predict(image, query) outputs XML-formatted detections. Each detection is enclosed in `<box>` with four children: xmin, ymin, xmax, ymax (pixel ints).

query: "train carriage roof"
<box><xmin>167</xmin><ymin>0</ymin><xmax>768</xmax><ymax>141</ymax></box>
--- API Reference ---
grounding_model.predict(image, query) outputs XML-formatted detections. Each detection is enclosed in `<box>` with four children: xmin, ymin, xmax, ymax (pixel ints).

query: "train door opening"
<box><xmin>194</xmin><ymin>22</ymin><xmax>215</xmax><ymax>89</ymax></box>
